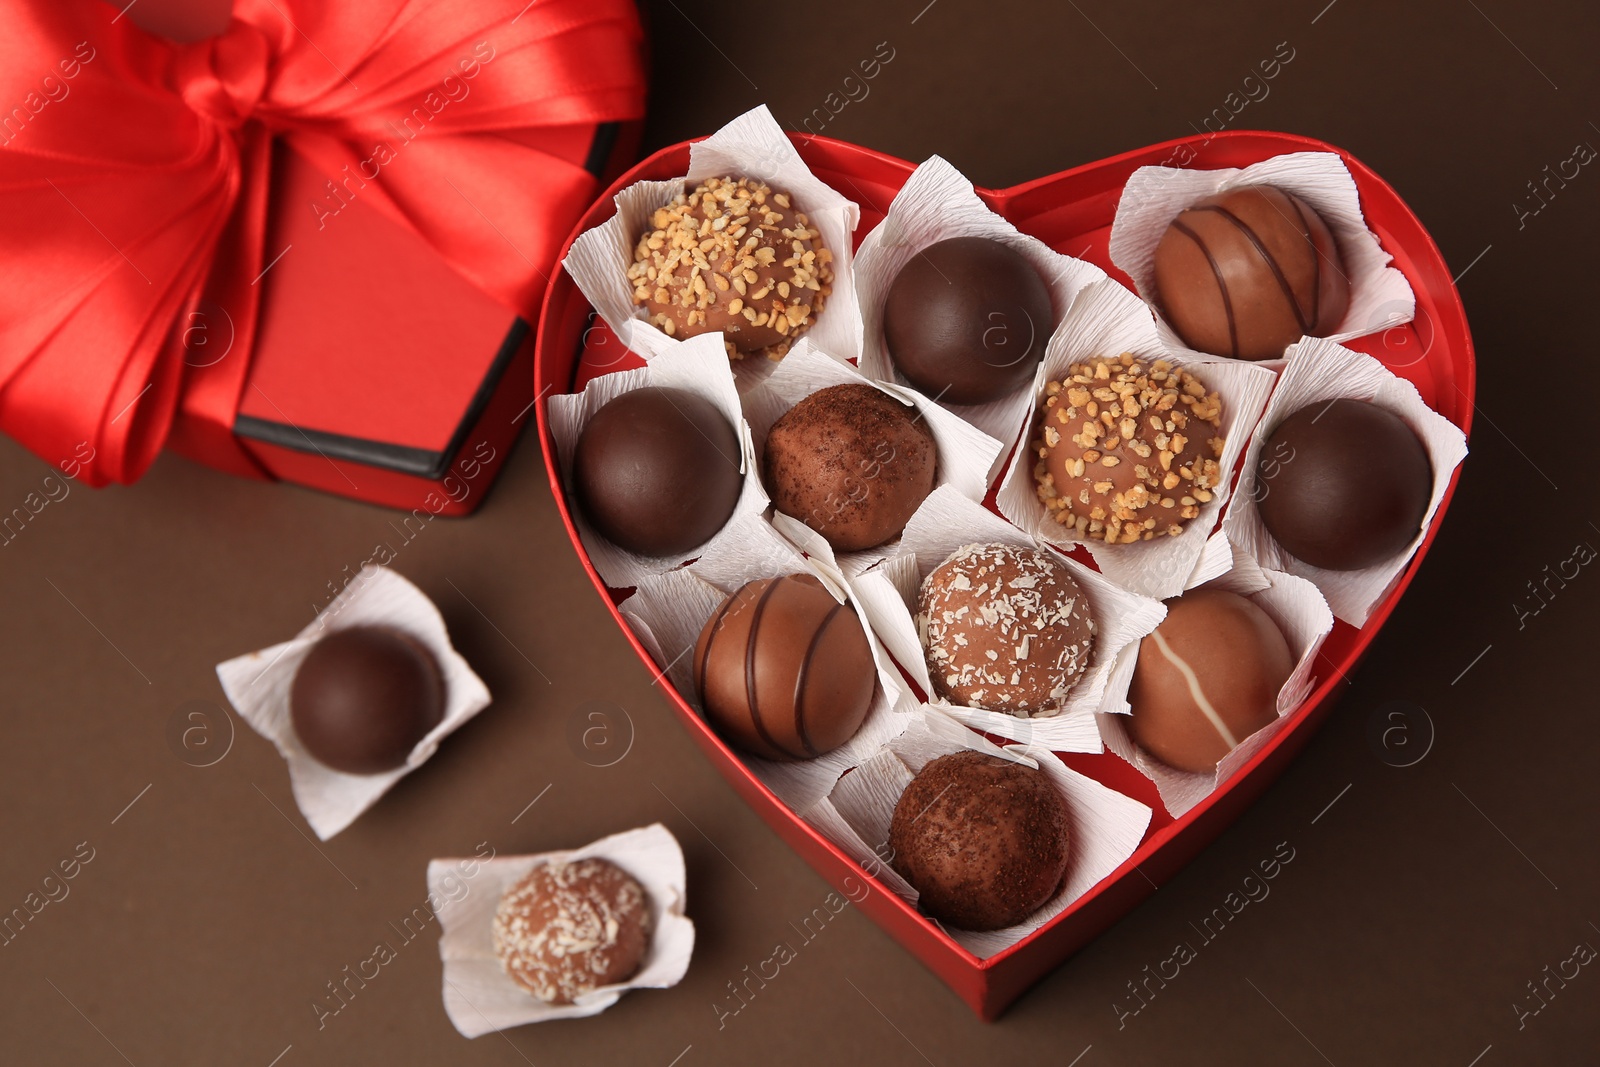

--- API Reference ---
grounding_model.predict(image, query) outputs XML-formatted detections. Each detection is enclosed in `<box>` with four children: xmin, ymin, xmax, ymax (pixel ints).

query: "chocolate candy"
<box><xmin>1127</xmin><ymin>588</ymin><xmax>1293</xmax><ymax>773</ymax></box>
<box><xmin>693</xmin><ymin>573</ymin><xmax>876</xmax><ymax>762</ymax></box>
<box><xmin>890</xmin><ymin>751</ymin><xmax>1069</xmax><ymax>931</ymax></box>
<box><xmin>1153</xmin><ymin>186</ymin><xmax>1350</xmax><ymax>361</ymax></box>
<box><xmin>918</xmin><ymin>543</ymin><xmax>1094</xmax><ymax>715</ymax></box>
<box><xmin>628</xmin><ymin>176</ymin><xmax>833</xmax><ymax>360</ymax></box>
<box><xmin>290</xmin><ymin>626</ymin><xmax>445</xmax><ymax>775</ymax></box>
<box><xmin>493</xmin><ymin>858</ymin><xmax>652</xmax><ymax>1005</ymax></box>
<box><xmin>882</xmin><ymin>236</ymin><xmax>1054</xmax><ymax>404</ymax></box>
<box><xmin>573</xmin><ymin>387</ymin><xmax>743</xmax><ymax>557</ymax></box>
<box><xmin>1254</xmin><ymin>398</ymin><xmax>1432</xmax><ymax>570</ymax></box>
<box><xmin>1033</xmin><ymin>354</ymin><xmax>1225</xmax><ymax>542</ymax></box>
<box><xmin>763</xmin><ymin>383</ymin><xmax>936</xmax><ymax>552</ymax></box>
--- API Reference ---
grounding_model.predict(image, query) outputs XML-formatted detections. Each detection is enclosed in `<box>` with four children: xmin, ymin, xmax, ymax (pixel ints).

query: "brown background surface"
<box><xmin>3</xmin><ymin>0</ymin><xmax>1598</xmax><ymax>1064</ymax></box>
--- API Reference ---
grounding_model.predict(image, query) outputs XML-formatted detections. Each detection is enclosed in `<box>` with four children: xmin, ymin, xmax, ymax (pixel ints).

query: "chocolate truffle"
<box><xmin>573</xmin><ymin>386</ymin><xmax>743</xmax><ymax>557</ymax></box>
<box><xmin>882</xmin><ymin>236</ymin><xmax>1054</xmax><ymax>405</ymax></box>
<box><xmin>493</xmin><ymin>858</ymin><xmax>652</xmax><ymax>1005</ymax></box>
<box><xmin>1033</xmin><ymin>353</ymin><xmax>1225</xmax><ymax>542</ymax></box>
<box><xmin>290</xmin><ymin>626</ymin><xmax>445</xmax><ymax>775</ymax></box>
<box><xmin>918</xmin><ymin>543</ymin><xmax>1095</xmax><ymax>715</ymax></box>
<box><xmin>763</xmin><ymin>384</ymin><xmax>937</xmax><ymax>552</ymax></box>
<box><xmin>1254</xmin><ymin>398</ymin><xmax>1432</xmax><ymax>570</ymax></box>
<box><xmin>628</xmin><ymin>176</ymin><xmax>833</xmax><ymax>361</ymax></box>
<box><xmin>693</xmin><ymin>573</ymin><xmax>876</xmax><ymax>762</ymax></box>
<box><xmin>890</xmin><ymin>751</ymin><xmax>1070</xmax><ymax>931</ymax></box>
<box><xmin>1153</xmin><ymin>185</ymin><xmax>1350</xmax><ymax>361</ymax></box>
<box><xmin>1127</xmin><ymin>588</ymin><xmax>1294</xmax><ymax>774</ymax></box>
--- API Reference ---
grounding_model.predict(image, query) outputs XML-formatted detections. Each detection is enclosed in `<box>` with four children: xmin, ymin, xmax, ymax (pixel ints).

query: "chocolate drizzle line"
<box><xmin>742</xmin><ymin>580</ymin><xmax>789</xmax><ymax>758</ymax></box>
<box><xmin>1172</xmin><ymin>218</ymin><xmax>1239</xmax><ymax>359</ymax></box>
<box><xmin>791</xmin><ymin>601</ymin><xmax>844</xmax><ymax>759</ymax></box>
<box><xmin>1284</xmin><ymin>194</ymin><xmax>1320</xmax><ymax>329</ymax></box>
<box><xmin>1196</xmin><ymin>204</ymin><xmax>1314</xmax><ymax>334</ymax></box>
<box><xmin>694</xmin><ymin>594</ymin><xmax>739</xmax><ymax>702</ymax></box>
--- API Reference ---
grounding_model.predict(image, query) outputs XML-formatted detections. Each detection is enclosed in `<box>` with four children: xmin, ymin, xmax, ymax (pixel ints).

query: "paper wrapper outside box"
<box><xmin>168</xmin><ymin>127</ymin><xmax>640</xmax><ymax>515</ymax></box>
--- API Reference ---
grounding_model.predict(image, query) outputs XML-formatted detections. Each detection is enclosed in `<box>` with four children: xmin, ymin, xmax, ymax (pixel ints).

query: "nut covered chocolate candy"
<box><xmin>1032</xmin><ymin>354</ymin><xmax>1224</xmax><ymax>543</ymax></box>
<box><xmin>493</xmin><ymin>858</ymin><xmax>652</xmax><ymax>1005</ymax></box>
<box><xmin>693</xmin><ymin>574</ymin><xmax>876</xmax><ymax>761</ymax></box>
<box><xmin>628</xmin><ymin>177</ymin><xmax>833</xmax><ymax>361</ymax></box>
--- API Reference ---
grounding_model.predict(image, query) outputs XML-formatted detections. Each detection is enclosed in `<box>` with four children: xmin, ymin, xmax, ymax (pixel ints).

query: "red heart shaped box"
<box><xmin>534</xmin><ymin>130</ymin><xmax>1475</xmax><ymax>1020</ymax></box>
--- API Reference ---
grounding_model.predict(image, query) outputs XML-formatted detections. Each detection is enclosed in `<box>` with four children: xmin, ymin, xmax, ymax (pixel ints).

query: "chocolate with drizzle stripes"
<box><xmin>693</xmin><ymin>573</ymin><xmax>876</xmax><ymax>762</ymax></box>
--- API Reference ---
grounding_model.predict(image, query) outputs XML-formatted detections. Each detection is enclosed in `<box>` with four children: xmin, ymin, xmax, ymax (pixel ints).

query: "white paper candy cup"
<box><xmin>743</xmin><ymin>339</ymin><xmax>1003</xmax><ymax>572</ymax></box>
<box><xmin>853</xmin><ymin>155</ymin><xmax>1108</xmax><ymax>455</ymax></box>
<box><xmin>562</xmin><ymin>105</ymin><xmax>862</xmax><ymax>390</ymax></box>
<box><xmin>546</xmin><ymin>332</ymin><xmax>769</xmax><ymax>589</ymax></box>
<box><xmin>1107</xmin><ymin>151</ymin><xmax>1417</xmax><ymax>364</ymax></box>
<box><xmin>618</xmin><ymin>514</ymin><xmax>917</xmax><ymax>815</ymax></box>
<box><xmin>814</xmin><ymin>709</ymin><xmax>1150</xmax><ymax>959</ymax></box>
<box><xmin>994</xmin><ymin>277</ymin><xmax>1276</xmax><ymax>598</ymax></box>
<box><xmin>1098</xmin><ymin>562</ymin><xmax>1334</xmax><ymax>819</ymax></box>
<box><xmin>431</xmin><ymin>824</ymin><xmax>694</xmax><ymax>1037</ymax></box>
<box><xmin>850</xmin><ymin>485</ymin><xmax>1165</xmax><ymax>751</ymax></box>
<box><xmin>1222</xmin><ymin>337</ymin><xmax>1469</xmax><ymax>626</ymax></box>
<box><xmin>216</xmin><ymin>566</ymin><xmax>492</xmax><ymax>841</ymax></box>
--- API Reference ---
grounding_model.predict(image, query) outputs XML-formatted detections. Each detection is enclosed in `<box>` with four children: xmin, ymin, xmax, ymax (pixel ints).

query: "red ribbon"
<box><xmin>0</xmin><ymin>0</ymin><xmax>646</xmax><ymax>485</ymax></box>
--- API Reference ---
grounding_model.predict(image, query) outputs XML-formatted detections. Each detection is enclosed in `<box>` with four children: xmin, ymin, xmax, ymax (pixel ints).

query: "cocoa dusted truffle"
<box><xmin>628</xmin><ymin>177</ymin><xmax>833</xmax><ymax>361</ymax></box>
<box><xmin>1127</xmin><ymin>588</ymin><xmax>1294</xmax><ymax>773</ymax></box>
<box><xmin>1033</xmin><ymin>353</ymin><xmax>1224</xmax><ymax>542</ymax></box>
<box><xmin>890</xmin><ymin>751</ymin><xmax>1070</xmax><ymax>931</ymax></box>
<box><xmin>493</xmin><ymin>858</ymin><xmax>653</xmax><ymax>1005</ymax></box>
<box><xmin>693</xmin><ymin>573</ymin><xmax>876</xmax><ymax>762</ymax></box>
<box><xmin>573</xmin><ymin>387</ymin><xmax>743</xmax><ymax>558</ymax></box>
<box><xmin>883</xmin><ymin>236</ymin><xmax>1054</xmax><ymax>404</ymax></box>
<box><xmin>1153</xmin><ymin>185</ymin><xmax>1350</xmax><ymax>361</ymax></box>
<box><xmin>918</xmin><ymin>543</ymin><xmax>1094</xmax><ymax>715</ymax></box>
<box><xmin>290</xmin><ymin>626</ymin><xmax>445</xmax><ymax>775</ymax></box>
<box><xmin>1254</xmin><ymin>398</ymin><xmax>1432</xmax><ymax>571</ymax></box>
<box><xmin>763</xmin><ymin>384</ymin><xmax>937</xmax><ymax>552</ymax></box>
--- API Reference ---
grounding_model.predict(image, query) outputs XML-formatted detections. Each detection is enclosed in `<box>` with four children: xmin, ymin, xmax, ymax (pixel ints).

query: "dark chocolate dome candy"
<box><xmin>889</xmin><ymin>751</ymin><xmax>1070</xmax><ymax>931</ymax></box>
<box><xmin>290</xmin><ymin>625</ymin><xmax>446</xmax><ymax>775</ymax></box>
<box><xmin>1126</xmin><ymin>589</ymin><xmax>1293</xmax><ymax>774</ymax></box>
<box><xmin>573</xmin><ymin>386</ymin><xmax>743</xmax><ymax>557</ymax></box>
<box><xmin>883</xmin><ymin>236</ymin><xmax>1054</xmax><ymax>404</ymax></box>
<box><xmin>693</xmin><ymin>574</ymin><xmax>876</xmax><ymax>762</ymax></box>
<box><xmin>1255</xmin><ymin>398</ymin><xmax>1432</xmax><ymax>570</ymax></box>
<box><xmin>762</xmin><ymin>383</ymin><xmax>936</xmax><ymax>552</ymax></box>
<box><xmin>1153</xmin><ymin>186</ymin><xmax>1349</xmax><ymax>361</ymax></box>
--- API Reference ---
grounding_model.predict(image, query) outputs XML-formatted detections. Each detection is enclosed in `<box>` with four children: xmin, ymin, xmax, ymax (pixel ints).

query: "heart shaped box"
<box><xmin>534</xmin><ymin>130</ymin><xmax>1475</xmax><ymax>1019</ymax></box>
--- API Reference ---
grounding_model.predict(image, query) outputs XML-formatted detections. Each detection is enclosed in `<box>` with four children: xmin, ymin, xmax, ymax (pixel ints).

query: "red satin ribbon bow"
<box><xmin>0</xmin><ymin>0</ymin><xmax>646</xmax><ymax>485</ymax></box>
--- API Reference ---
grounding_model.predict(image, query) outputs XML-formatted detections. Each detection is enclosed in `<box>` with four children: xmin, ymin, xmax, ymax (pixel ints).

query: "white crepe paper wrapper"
<box><xmin>814</xmin><ymin>709</ymin><xmax>1151</xmax><ymax>959</ymax></box>
<box><xmin>1107</xmin><ymin>151</ymin><xmax>1417</xmax><ymax>364</ymax></box>
<box><xmin>994</xmin><ymin>278</ymin><xmax>1276</xmax><ymax>598</ymax></box>
<box><xmin>1098</xmin><ymin>563</ymin><xmax>1334</xmax><ymax>819</ymax></box>
<box><xmin>850</xmin><ymin>485</ymin><xmax>1165</xmax><ymax>751</ymax></box>
<box><xmin>1222</xmin><ymin>337</ymin><xmax>1469</xmax><ymax>626</ymax></box>
<box><xmin>744</xmin><ymin>339</ymin><xmax>1003</xmax><ymax>571</ymax></box>
<box><xmin>618</xmin><ymin>513</ymin><xmax>918</xmax><ymax>815</ymax></box>
<box><xmin>562</xmin><ymin>105</ymin><xmax>862</xmax><ymax>391</ymax></box>
<box><xmin>546</xmin><ymin>333</ymin><xmax>769</xmax><ymax>589</ymax></box>
<box><xmin>853</xmin><ymin>155</ymin><xmax>1108</xmax><ymax>455</ymax></box>
<box><xmin>216</xmin><ymin>566</ymin><xmax>492</xmax><ymax>841</ymax></box>
<box><xmin>431</xmin><ymin>824</ymin><xmax>694</xmax><ymax>1036</ymax></box>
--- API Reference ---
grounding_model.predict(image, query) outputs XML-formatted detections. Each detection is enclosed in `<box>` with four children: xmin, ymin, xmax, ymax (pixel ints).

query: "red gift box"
<box><xmin>536</xmin><ymin>130</ymin><xmax>1475</xmax><ymax>1018</ymax></box>
<box><xmin>1</xmin><ymin>0</ymin><xmax>647</xmax><ymax>514</ymax></box>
